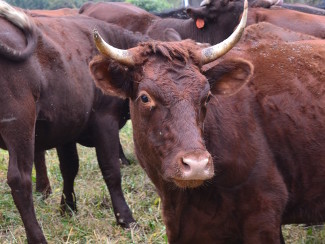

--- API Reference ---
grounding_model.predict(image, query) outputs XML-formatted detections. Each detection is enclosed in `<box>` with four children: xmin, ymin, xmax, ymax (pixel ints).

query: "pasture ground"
<box><xmin>0</xmin><ymin>121</ymin><xmax>324</xmax><ymax>243</ymax></box>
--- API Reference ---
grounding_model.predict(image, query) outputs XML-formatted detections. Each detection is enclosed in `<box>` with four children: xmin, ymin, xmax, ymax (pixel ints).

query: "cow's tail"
<box><xmin>0</xmin><ymin>0</ymin><xmax>37</xmax><ymax>61</ymax></box>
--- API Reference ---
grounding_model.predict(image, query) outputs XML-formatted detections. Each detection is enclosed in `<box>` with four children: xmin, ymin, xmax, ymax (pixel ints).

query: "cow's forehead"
<box><xmin>138</xmin><ymin>58</ymin><xmax>210</xmax><ymax>103</ymax></box>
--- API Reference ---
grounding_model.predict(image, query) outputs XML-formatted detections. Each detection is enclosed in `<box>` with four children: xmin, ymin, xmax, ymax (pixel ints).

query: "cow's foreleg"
<box><xmin>94</xmin><ymin>117</ymin><xmax>135</xmax><ymax>228</ymax></box>
<box><xmin>243</xmin><ymin>212</ymin><xmax>283</xmax><ymax>244</ymax></box>
<box><xmin>34</xmin><ymin>150</ymin><xmax>52</xmax><ymax>198</ymax></box>
<box><xmin>56</xmin><ymin>143</ymin><xmax>79</xmax><ymax>214</ymax></box>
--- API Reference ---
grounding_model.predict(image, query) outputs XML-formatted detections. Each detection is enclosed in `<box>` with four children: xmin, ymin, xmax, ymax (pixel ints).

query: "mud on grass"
<box><xmin>0</xmin><ymin>121</ymin><xmax>324</xmax><ymax>243</ymax></box>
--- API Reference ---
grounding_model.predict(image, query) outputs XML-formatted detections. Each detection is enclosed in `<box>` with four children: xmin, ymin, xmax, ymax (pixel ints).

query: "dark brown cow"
<box><xmin>280</xmin><ymin>3</ymin><xmax>325</xmax><ymax>16</ymax></box>
<box><xmin>14</xmin><ymin>7</ymin><xmax>133</xmax><ymax>199</ymax></box>
<box><xmin>79</xmin><ymin>0</ymin><xmax>245</xmax><ymax>44</ymax></box>
<box><xmin>23</xmin><ymin>7</ymin><xmax>132</xmax><ymax>199</ymax></box>
<box><xmin>189</xmin><ymin>0</ymin><xmax>325</xmax><ymax>39</ymax></box>
<box><xmin>0</xmin><ymin>1</ymin><xmax>155</xmax><ymax>242</ymax></box>
<box><xmin>89</xmin><ymin>2</ymin><xmax>325</xmax><ymax>243</ymax></box>
<box><xmin>79</xmin><ymin>0</ymin><xmax>325</xmax><ymax>45</ymax></box>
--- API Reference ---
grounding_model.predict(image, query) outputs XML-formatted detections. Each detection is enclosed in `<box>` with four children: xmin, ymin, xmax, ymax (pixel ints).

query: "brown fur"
<box><xmin>28</xmin><ymin>8</ymin><xmax>78</xmax><ymax>17</ymax></box>
<box><xmin>91</xmin><ymin>37</ymin><xmax>325</xmax><ymax>243</ymax></box>
<box><xmin>247</xmin><ymin>7</ymin><xmax>325</xmax><ymax>39</ymax></box>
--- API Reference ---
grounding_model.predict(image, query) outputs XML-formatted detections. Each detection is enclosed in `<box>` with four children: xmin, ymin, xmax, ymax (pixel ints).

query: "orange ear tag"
<box><xmin>196</xmin><ymin>18</ymin><xmax>205</xmax><ymax>29</ymax></box>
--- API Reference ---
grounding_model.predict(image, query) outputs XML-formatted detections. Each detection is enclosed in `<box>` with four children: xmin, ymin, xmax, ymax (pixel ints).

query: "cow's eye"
<box><xmin>205</xmin><ymin>93</ymin><xmax>212</xmax><ymax>104</ymax></box>
<box><xmin>140</xmin><ymin>94</ymin><xmax>149</xmax><ymax>103</ymax></box>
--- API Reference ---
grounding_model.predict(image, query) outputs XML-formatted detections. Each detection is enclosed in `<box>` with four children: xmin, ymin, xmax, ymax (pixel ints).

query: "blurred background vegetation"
<box><xmin>6</xmin><ymin>0</ymin><xmax>183</xmax><ymax>11</ymax></box>
<box><xmin>5</xmin><ymin>0</ymin><xmax>324</xmax><ymax>11</ymax></box>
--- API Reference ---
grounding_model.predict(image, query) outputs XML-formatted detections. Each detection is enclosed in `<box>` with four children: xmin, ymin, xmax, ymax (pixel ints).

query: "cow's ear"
<box><xmin>163</xmin><ymin>28</ymin><xmax>182</xmax><ymax>41</ymax></box>
<box><xmin>204</xmin><ymin>58</ymin><xmax>253</xmax><ymax>96</ymax></box>
<box><xmin>89</xmin><ymin>55</ymin><xmax>133</xmax><ymax>99</ymax></box>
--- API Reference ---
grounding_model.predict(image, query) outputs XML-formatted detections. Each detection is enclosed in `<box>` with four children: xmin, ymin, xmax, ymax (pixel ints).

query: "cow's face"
<box><xmin>90</xmin><ymin>0</ymin><xmax>249</xmax><ymax>189</ymax></box>
<box><xmin>90</xmin><ymin>40</ymin><xmax>253</xmax><ymax>189</ymax></box>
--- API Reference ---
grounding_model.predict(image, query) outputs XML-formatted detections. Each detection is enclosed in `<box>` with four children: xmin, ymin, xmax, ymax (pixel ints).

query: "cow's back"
<box><xmin>247</xmin><ymin>7</ymin><xmax>325</xmax><ymax>38</ymax></box>
<box><xmin>79</xmin><ymin>2</ymin><xmax>158</xmax><ymax>34</ymax></box>
<box><xmin>0</xmin><ymin>14</ymin><xmax>143</xmax><ymax>150</ymax></box>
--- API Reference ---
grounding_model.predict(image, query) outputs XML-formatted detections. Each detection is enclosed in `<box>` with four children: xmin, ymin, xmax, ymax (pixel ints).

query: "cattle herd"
<box><xmin>0</xmin><ymin>0</ymin><xmax>324</xmax><ymax>243</ymax></box>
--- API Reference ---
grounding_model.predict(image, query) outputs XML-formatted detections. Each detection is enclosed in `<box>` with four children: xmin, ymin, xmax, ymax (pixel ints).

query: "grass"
<box><xmin>0</xmin><ymin>121</ymin><xmax>324</xmax><ymax>243</ymax></box>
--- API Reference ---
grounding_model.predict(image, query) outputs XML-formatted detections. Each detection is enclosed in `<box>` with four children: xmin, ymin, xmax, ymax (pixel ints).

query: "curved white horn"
<box><xmin>93</xmin><ymin>29</ymin><xmax>135</xmax><ymax>66</ymax></box>
<box><xmin>201</xmin><ymin>0</ymin><xmax>248</xmax><ymax>64</ymax></box>
<box><xmin>200</xmin><ymin>0</ymin><xmax>211</xmax><ymax>7</ymax></box>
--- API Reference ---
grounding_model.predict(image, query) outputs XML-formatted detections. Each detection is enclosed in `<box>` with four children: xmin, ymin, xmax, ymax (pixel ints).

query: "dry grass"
<box><xmin>0</xmin><ymin>121</ymin><xmax>324</xmax><ymax>243</ymax></box>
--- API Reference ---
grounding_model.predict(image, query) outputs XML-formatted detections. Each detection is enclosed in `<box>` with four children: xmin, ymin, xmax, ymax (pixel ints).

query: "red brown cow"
<box><xmin>28</xmin><ymin>8</ymin><xmax>78</xmax><ymax>17</ymax></box>
<box><xmin>247</xmin><ymin>7</ymin><xmax>325</xmax><ymax>39</ymax></box>
<box><xmin>89</xmin><ymin>2</ymin><xmax>325</xmax><ymax>243</ymax></box>
<box><xmin>239</xmin><ymin>22</ymin><xmax>319</xmax><ymax>44</ymax></box>
<box><xmin>0</xmin><ymin>1</ymin><xmax>155</xmax><ymax>242</ymax></box>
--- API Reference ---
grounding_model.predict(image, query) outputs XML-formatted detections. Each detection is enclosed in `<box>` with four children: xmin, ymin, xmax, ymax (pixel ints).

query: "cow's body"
<box><xmin>0</xmin><ymin>2</ymin><xmax>152</xmax><ymax>242</ymax></box>
<box><xmin>26</xmin><ymin>6</ymin><xmax>131</xmax><ymax>198</ymax></box>
<box><xmin>90</xmin><ymin>12</ymin><xmax>325</xmax><ymax>242</ymax></box>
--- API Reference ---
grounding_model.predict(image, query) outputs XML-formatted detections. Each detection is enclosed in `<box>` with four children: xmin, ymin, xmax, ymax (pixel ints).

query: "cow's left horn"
<box><xmin>93</xmin><ymin>29</ymin><xmax>135</xmax><ymax>66</ymax></box>
<box><xmin>200</xmin><ymin>0</ymin><xmax>211</xmax><ymax>7</ymax></box>
<box><xmin>201</xmin><ymin>0</ymin><xmax>248</xmax><ymax>64</ymax></box>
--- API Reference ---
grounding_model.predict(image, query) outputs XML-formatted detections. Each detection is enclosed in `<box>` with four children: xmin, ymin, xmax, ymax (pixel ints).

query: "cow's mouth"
<box><xmin>173</xmin><ymin>179</ymin><xmax>205</xmax><ymax>188</ymax></box>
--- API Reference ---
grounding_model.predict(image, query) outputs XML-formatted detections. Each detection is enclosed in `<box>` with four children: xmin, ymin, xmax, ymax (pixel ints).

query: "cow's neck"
<box><xmin>159</xmin><ymin>182</ymin><xmax>226</xmax><ymax>243</ymax></box>
<box><xmin>175</xmin><ymin>15</ymin><xmax>241</xmax><ymax>45</ymax></box>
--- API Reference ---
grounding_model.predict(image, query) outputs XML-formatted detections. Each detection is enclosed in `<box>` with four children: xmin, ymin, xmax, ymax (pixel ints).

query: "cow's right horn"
<box><xmin>93</xmin><ymin>29</ymin><xmax>135</xmax><ymax>66</ymax></box>
<box><xmin>200</xmin><ymin>0</ymin><xmax>248</xmax><ymax>64</ymax></box>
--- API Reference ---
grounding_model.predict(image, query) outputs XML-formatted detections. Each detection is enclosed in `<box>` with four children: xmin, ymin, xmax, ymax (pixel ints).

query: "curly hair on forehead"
<box><xmin>137</xmin><ymin>39</ymin><xmax>203</xmax><ymax>65</ymax></box>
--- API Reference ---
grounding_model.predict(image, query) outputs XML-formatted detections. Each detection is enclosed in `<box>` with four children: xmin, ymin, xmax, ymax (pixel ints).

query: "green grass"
<box><xmin>0</xmin><ymin>121</ymin><xmax>324</xmax><ymax>243</ymax></box>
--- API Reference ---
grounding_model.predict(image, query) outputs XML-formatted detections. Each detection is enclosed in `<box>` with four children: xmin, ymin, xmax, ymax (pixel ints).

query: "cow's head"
<box><xmin>186</xmin><ymin>0</ymin><xmax>244</xmax><ymax>25</ymax></box>
<box><xmin>90</xmin><ymin>0</ymin><xmax>252</xmax><ymax>189</ymax></box>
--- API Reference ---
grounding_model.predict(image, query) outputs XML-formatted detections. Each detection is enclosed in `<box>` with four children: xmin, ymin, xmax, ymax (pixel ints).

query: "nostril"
<box><xmin>181</xmin><ymin>158</ymin><xmax>191</xmax><ymax>171</ymax></box>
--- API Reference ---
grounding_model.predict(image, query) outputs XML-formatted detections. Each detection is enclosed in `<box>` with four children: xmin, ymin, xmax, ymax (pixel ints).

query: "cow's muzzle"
<box><xmin>173</xmin><ymin>149</ymin><xmax>214</xmax><ymax>188</ymax></box>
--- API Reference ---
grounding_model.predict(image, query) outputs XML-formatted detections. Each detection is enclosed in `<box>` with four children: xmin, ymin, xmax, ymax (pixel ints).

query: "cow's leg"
<box><xmin>3</xmin><ymin>116</ymin><xmax>46</xmax><ymax>243</ymax></box>
<box><xmin>280</xmin><ymin>227</ymin><xmax>285</xmax><ymax>244</ymax></box>
<box><xmin>94</xmin><ymin>116</ymin><xmax>135</xmax><ymax>227</ymax></box>
<box><xmin>34</xmin><ymin>150</ymin><xmax>52</xmax><ymax>198</ymax></box>
<box><xmin>119</xmin><ymin>141</ymin><xmax>130</xmax><ymax>166</ymax></box>
<box><xmin>56</xmin><ymin>143</ymin><xmax>79</xmax><ymax>214</ymax></box>
<box><xmin>243</xmin><ymin>212</ymin><xmax>282</xmax><ymax>244</ymax></box>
